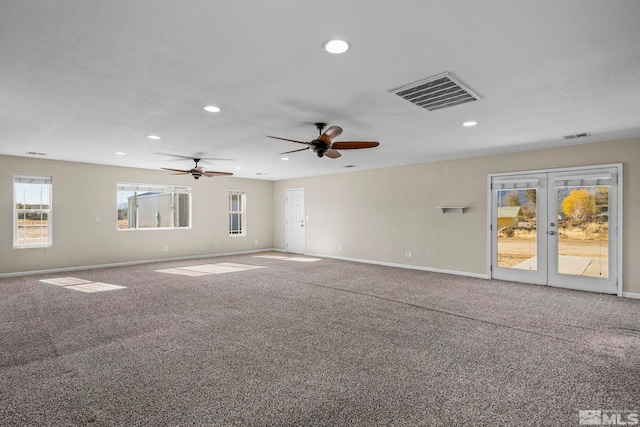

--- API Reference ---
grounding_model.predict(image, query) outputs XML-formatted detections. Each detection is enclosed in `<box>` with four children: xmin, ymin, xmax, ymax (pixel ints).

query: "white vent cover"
<box><xmin>390</xmin><ymin>72</ymin><xmax>481</xmax><ymax>111</ymax></box>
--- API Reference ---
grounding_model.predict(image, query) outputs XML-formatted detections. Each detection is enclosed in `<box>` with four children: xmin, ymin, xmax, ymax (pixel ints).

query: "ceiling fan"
<box><xmin>267</xmin><ymin>123</ymin><xmax>379</xmax><ymax>158</ymax></box>
<box><xmin>160</xmin><ymin>158</ymin><xmax>233</xmax><ymax>180</ymax></box>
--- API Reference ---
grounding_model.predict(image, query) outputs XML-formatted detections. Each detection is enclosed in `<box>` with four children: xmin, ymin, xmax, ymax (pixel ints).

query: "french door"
<box><xmin>490</xmin><ymin>165</ymin><xmax>620</xmax><ymax>294</ymax></box>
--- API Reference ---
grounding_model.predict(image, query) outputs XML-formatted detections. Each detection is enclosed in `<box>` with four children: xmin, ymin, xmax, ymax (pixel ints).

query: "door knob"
<box><xmin>548</xmin><ymin>231</ymin><xmax>556</xmax><ymax>235</ymax></box>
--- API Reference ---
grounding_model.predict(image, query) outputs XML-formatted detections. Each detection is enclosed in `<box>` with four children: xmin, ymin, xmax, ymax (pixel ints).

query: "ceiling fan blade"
<box><xmin>161</xmin><ymin>167</ymin><xmax>191</xmax><ymax>173</ymax></box>
<box><xmin>331</xmin><ymin>141</ymin><xmax>380</xmax><ymax>150</ymax></box>
<box><xmin>319</xmin><ymin>126</ymin><xmax>343</xmax><ymax>145</ymax></box>
<box><xmin>267</xmin><ymin>135</ymin><xmax>311</xmax><ymax>146</ymax></box>
<box><xmin>156</xmin><ymin>153</ymin><xmax>234</xmax><ymax>162</ymax></box>
<box><xmin>280</xmin><ymin>147</ymin><xmax>311</xmax><ymax>155</ymax></box>
<box><xmin>203</xmin><ymin>171</ymin><xmax>234</xmax><ymax>177</ymax></box>
<box><xmin>199</xmin><ymin>157</ymin><xmax>234</xmax><ymax>161</ymax></box>
<box><xmin>325</xmin><ymin>149</ymin><xmax>342</xmax><ymax>159</ymax></box>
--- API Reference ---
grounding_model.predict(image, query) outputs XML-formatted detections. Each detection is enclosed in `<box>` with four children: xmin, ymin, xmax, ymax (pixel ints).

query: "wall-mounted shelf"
<box><xmin>436</xmin><ymin>206</ymin><xmax>467</xmax><ymax>214</ymax></box>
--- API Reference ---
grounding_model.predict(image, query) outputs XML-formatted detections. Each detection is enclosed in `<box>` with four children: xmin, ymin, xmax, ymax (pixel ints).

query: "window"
<box><xmin>229</xmin><ymin>190</ymin><xmax>246</xmax><ymax>236</ymax></box>
<box><xmin>14</xmin><ymin>175</ymin><xmax>52</xmax><ymax>248</ymax></box>
<box><xmin>117</xmin><ymin>183</ymin><xmax>191</xmax><ymax>230</ymax></box>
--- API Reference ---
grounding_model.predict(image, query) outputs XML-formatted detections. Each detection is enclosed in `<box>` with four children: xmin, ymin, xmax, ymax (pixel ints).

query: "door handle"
<box><xmin>548</xmin><ymin>231</ymin><xmax>556</xmax><ymax>235</ymax></box>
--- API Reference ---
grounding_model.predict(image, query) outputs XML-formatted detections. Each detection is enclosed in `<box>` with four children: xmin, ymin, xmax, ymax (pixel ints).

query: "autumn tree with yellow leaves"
<box><xmin>562</xmin><ymin>188</ymin><xmax>596</xmax><ymax>221</ymax></box>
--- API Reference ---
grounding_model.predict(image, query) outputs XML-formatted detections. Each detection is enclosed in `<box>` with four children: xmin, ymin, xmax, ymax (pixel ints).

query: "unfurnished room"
<box><xmin>1</xmin><ymin>1</ymin><xmax>640</xmax><ymax>426</ymax></box>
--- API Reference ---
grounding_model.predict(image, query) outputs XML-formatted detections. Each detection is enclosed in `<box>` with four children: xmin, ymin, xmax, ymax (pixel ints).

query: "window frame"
<box><xmin>117</xmin><ymin>183</ymin><xmax>192</xmax><ymax>231</ymax></box>
<box><xmin>229</xmin><ymin>189</ymin><xmax>246</xmax><ymax>237</ymax></box>
<box><xmin>13</xmin><ymin>175</ymin><xmax>53</xmax><ymax>248</ymax></box>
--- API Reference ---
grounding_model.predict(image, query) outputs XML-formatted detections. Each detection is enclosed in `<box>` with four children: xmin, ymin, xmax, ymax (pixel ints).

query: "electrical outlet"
<box><xmin>338</xmin><ymin>244</ymin><xmax>342</xmax><ymax>251</ymax></box>
<box><xmin>164</xmin><ymin>246</ymin><xmax>169</xmax><ymax>252</ymax></box>
<box><xmin>254</xmin><ymin>240</ymin><xmax>258</xmax><ymax>245</ymax></box>
<box><xmin>405</xmin><ymin>251</ymin><xmax>413</xmax><ymax>258</ymax></box>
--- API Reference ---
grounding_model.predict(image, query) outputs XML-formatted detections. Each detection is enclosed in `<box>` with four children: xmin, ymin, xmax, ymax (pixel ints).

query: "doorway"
<box><xmin>490</xmin><ymin>165</ymin><xmax>620</xmax><ymax>294</ymax></box>
<box><xmin>285</xmin><ymin>188</ymin><xmax>305</xmax><ymax>254</ymax></box>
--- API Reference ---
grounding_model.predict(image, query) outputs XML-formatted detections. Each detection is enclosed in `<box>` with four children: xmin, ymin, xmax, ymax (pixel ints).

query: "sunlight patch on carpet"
<box><xmin>217</xmin><ymin>262</ymin><xmax>267</xmax><ymax>270</ymax></box>
<box><xmin>40</xmin><ymin>277</ymin><xmax>93</xmax><ymax>287</ymax></box>
<box><xmin>65</xmin><ymin>282</ymin><xmax>127</xmax><ymax>293</ymax></box>
<box><xmin>154</xmin><ymin>268</ymin><xmax>211</xmax><ymax>277</ymax></box>
<box><xmin>182</xmin><ymin>264</ymin><xmax>248</xmax><ymax>274</ymax></box>
<box><xmin>40</xmin><ymin>277</ymin><xmax>125</xmax><ymax>293</ymax></box>
<box><xmin>155</xmin><ymin>263</ymin><xmax>267</xmax><ymax>277</ymax></box>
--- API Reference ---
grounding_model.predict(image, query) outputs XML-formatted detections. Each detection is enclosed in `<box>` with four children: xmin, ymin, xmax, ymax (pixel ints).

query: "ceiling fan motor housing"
<box><xmin>311</xmin><ymin>139</ymin><xmax>328</xmax><ymax>157</ymax></box>
<box><xmin>192</xmin><ymin>165</ymin><xmax>206</xmax><ymax>179</ymax></box>
<box><xmin>160</xmin><ymin>158</ymin><xmax>232</xmax><ymax>179</ymax></box>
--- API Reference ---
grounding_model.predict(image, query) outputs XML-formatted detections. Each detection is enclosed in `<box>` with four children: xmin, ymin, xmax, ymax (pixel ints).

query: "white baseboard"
<box><xmin>0</xmin><ymin>248</ymin><xmax>278</xmax><ymax>278</ymax></box>
<box><xmin>305</xmin><ymin>252</ymin><xmax>490</xmax><ymax>279</ymax></box>
<box><xmin>621</xmin><ymin>291</ymin><xmax>640</xmax><ymax>299</ymax></box>
<box><xmin>305</xmin><ymin>253</ymin><xmax>640</xmax><ymax>299</ymax></box>
<box><xmin>6</xmin><ymin>249</ymin><xmax>637</xmax><ymax>300</ymax></box>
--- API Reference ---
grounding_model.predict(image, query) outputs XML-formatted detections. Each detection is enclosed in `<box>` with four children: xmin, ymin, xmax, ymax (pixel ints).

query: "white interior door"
<box><xmin>491</xmin><ymin>166</ymin><xmax>619</xmax><ymax>294</ymax></box>
<box><xmin>285</xmin><ymin>188</ymin><xmax>305</xmax><ymax>254</ymax></box>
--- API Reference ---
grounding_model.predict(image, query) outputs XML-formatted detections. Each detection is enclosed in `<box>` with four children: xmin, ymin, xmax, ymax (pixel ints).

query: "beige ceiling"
<box><xmin>2</xmin><ymin>1</ymin><xmax>640</xmax><ymax>180</ymax></box>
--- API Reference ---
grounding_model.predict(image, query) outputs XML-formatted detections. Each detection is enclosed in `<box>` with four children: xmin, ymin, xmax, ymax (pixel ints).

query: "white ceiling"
<box><xmin>2</xmin><ymin>1</ymin><xmax>640</xmax><ymax>181</ymax></box>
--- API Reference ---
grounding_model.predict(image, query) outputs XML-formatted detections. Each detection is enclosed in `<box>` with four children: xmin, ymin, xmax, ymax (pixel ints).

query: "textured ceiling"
<box><xmin>1</xmin><ymin>1</ymin><xmax>640</xmax><ymax>180</ymax></box>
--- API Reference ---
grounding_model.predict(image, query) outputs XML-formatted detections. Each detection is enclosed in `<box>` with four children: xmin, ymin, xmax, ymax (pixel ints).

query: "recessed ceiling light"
<box><xmin>204</xmin><ymin>105</ymin><xmax>221</xmax><ymax>113</ymax></box>
<box><xmin>235</xmin><ymin>166</ymin><xmax>242</xmax><ymax>170</ymax></box>
<box><xmin>147</xmin><ymin>135</ymin><xmax>161</xmax><ymax>140</ymax></box>
<box><xmin>324</xmin><ymin>39</ymin><xmax>350</xmax><ymax>54</ymax></box>
<box><xmin>281</xmin><ymin>157</ymin><xmax>289</xmax><ymax>161</ymax></box>
<box><xmin>115</xmin><ymin>152</ymin><xmax>126</xmax><ymax>156</ymax></box>
<box><xmin>462</xmin><ymin>121</ymin><xmax>478</xmax><ymax>127</ymax></box>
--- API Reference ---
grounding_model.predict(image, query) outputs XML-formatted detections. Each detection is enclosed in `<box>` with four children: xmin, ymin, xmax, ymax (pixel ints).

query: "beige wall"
<box><xmin>273</xmin><ymin>137</ymin><xmax>640</xmax><ymax>294</ymax></box>
<box><xmin>0</xmin><ymin>156</ymin><xmax>274</xmax><ymax>275</ymax></box>
<box><xmin>3</xmin><ymin>137</ymin><xmax>639</xmax><ymax>295</ymax></box>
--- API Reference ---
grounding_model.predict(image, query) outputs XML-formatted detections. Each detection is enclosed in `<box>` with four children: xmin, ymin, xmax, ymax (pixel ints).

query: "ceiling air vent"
<box><xmin>563</xmin><ymin>132</ymin><xmax>591</xmax><ymax>140</ymax></box>
<box><xmin>390</xmin><ymin>72</ymin><xmax>481</xmax><ymax>111</ymax></box>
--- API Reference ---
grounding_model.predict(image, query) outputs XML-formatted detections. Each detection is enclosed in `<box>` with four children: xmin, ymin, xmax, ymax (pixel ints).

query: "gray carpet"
<box><xmin>1</xmin><ymin>253</ymin><xmax>639</xmax><ymax>426</ymax></box>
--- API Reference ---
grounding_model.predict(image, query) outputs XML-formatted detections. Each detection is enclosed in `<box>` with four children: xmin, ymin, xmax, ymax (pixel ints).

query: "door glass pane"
<box><xmin>496</xmin><ymin>188</ymin><xmax>538</xmax><ymax>270</ymax></box>
<box><xmin>556</xmin><ymin>185</ymin><xmax>608</xmax><ymax>278</ymax></box>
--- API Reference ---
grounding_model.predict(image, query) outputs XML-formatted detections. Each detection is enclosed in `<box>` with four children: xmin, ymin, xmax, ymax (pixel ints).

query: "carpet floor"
<box><xmin>1</xmin><ymin>253</ymin><xmax>639</xmax><ymax>426</ymax></box>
